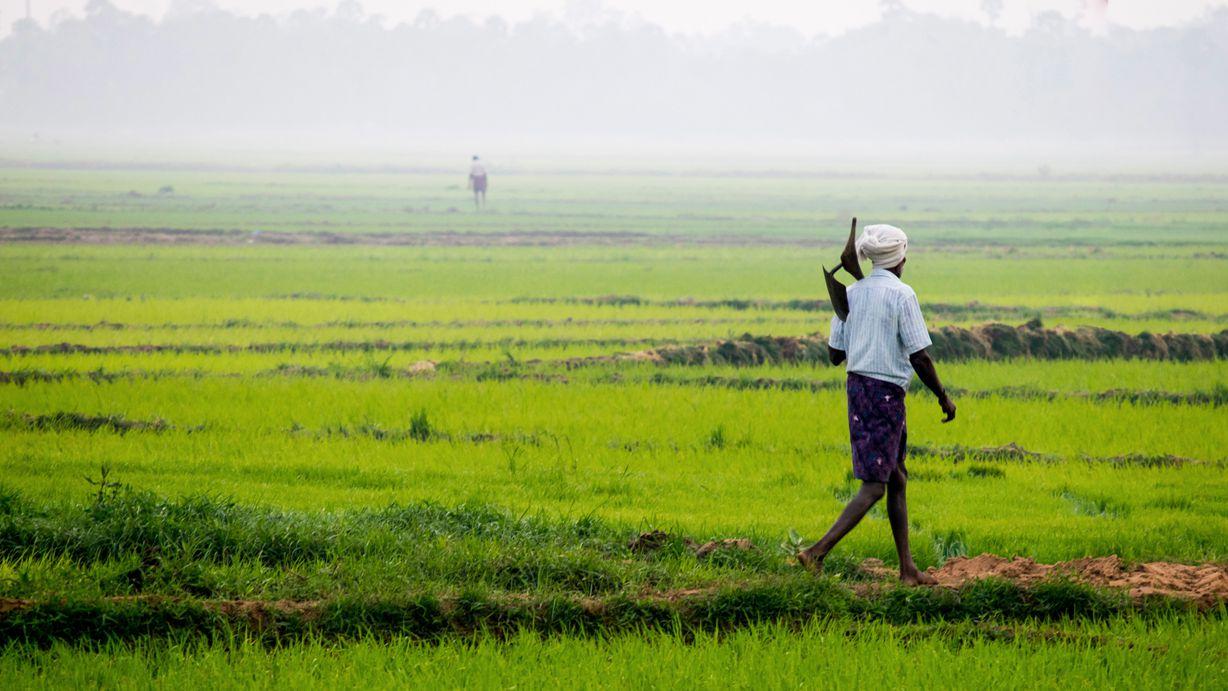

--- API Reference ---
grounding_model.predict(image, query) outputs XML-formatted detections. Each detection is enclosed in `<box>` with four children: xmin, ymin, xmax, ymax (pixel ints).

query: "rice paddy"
<box><xmin>1</xmin><ymin>164</ymin><xmax>1226</xmax><ymax>687</ymax></box>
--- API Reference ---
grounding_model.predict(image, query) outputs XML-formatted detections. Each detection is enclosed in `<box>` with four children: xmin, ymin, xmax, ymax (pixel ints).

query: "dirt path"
<box><xmin>1</xmin><ymin>555</ymin><xmax>1224</xmax><ymax>644</ymax></box>
<box><xmin>924</xmin><ymin>554</ymin><xmax>1228</xmax><ymax>606</ymax></box>
<box><xmin>0</xmin><ymin>227</ymin><xmax>819</xmax><ymax>248</ymax></box>
<box><xmin>2</xmin><ymin>555</ymin><xmax>1223</xmax><ymax>619</ymax></box>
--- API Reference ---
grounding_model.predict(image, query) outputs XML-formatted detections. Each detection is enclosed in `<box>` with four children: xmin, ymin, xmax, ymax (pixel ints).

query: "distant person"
<box><xmin>798</xmin><ymin>224</ymin><xmax>956</xmax><ymax>586</ymax></box>
<box><xmin>468</xmin><ymin>155</ymin><xmax>488</xmax><ymax>209</ymax></box>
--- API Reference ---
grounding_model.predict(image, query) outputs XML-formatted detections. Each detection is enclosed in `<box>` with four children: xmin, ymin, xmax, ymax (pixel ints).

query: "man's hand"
<box><xmin>828</xmin><ymin>346</ymin><xmax>846</xmax><ymax>366</ymax></box>
<box><xmin>939</xmin><ymin>394</ymin><xmax>956</xmax><ymax>423</ymax></box>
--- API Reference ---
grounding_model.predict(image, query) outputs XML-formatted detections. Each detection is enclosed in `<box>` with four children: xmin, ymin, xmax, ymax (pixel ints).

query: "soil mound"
<box><xmin>928</xmin><ymin>554</ymin><xmax>1228</xmax><ymax>606</ymax></box>
<box><xmin>635</xmin><ymin>323</ymin><xmax>1227</xmax><ymax>367</ymax></box>
<box><xmin>638</xmin><ymin>334</ymin><xmax>828</xmax><ymax>367</ymax></box>
<box><xmin>929</xmin><ymin>320</ymin><xmax>1228</xmax><ymax>362</ymax></box>
<box><xmin>627</xmin><ymin>531</ymin><xmax>757</xmax><ymax>559</ymax></box>
<box><xmin>694</xmin><ymin>538</ymin><xmax>757</xmax><ymax>559</ymax></box>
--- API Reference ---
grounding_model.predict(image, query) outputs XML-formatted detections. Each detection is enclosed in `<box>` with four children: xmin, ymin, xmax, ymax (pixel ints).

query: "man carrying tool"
<box><xmin>799</xmin><ymin>223</ymin><xmax>956</xmax><ymax>586</ymax></box>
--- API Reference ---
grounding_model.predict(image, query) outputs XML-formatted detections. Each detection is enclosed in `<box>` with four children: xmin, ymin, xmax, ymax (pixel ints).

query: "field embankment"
<box><xmin>636</xmin><ymin>323</ymin><xmax>1228</xmax><ymax>366</ymax></box>
<box><xmin>0</xmin><ymin>490</ymin><xmax>1223</xmax><ymax>647</ymax></box>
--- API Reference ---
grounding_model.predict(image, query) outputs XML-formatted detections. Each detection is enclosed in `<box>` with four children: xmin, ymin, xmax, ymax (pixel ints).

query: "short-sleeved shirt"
<box><xmin>828</xmin><ymin>267</ymin><xmax>932</xmax><ymax>389</ymax></box>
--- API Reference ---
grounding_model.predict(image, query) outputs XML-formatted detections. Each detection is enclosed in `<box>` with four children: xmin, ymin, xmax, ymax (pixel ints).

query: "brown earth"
<box><xmin>215</xmin><ymin>598</ymin><xmax>323</xmax><ymax>626</ymax></box>
<box><xmin>0</xmin><ymin>598</ymin><xmax>32</xmax><ymax>614</ymax></box>
<box><xmin>0</xmin><ymin>227</ymin><xmax>820</xmax><ymax>248</ymax></box>
<box><xmin>627</xmin><ymin>531</ymin><xmax>758</xmax><ymax>559</ymax></box>
<box><xmin>694</xmin><ymin>538</ymin><xmax>757</xmax><ymax>559</ymax></box>
<box><xmin>628</xmin><ymin>532</ymin><xmax>1227</xmax><ymax>606</ymax></box>
<box><xmin>1</xmin><ymin>554</ymin><xmax>1224</xmax><ymax>630</ymax></box>
<box><xmin>638</xmin><ymin>323</ymin><xmax>1228</xmax><ymax>365</ymax></box>
<box><xmin>925</xmin><ymin>554</ymin><xmax>1228</xmax><ymax>606</ymax></box>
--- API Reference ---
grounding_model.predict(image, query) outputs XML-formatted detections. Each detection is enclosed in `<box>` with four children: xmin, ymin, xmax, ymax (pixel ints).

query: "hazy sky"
<box><xmin>4</xmin><ymin>0</ymin><xmax>1228</xmax><ymax>37</ymax></box>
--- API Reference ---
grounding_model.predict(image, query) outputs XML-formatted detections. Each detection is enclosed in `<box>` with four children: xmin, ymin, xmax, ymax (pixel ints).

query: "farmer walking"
<box><xmin>799</xmin><ymin>224</ymin><xmax>956</xmax><ymax>585</ymax></box>
<box><xmin>468</xmin><ymin>155</ymin><xmax>488</xmax><ymax>209</ymax></box>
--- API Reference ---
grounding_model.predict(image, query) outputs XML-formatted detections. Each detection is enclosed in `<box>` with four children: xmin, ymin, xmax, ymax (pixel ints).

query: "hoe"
<box><xmin>822</xmin><ymin>217</ymin><xmax>864</xmax><ymax>320</ymax></box>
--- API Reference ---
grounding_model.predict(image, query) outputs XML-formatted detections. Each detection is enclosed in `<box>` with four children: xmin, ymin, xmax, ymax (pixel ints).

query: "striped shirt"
<box><xmin>828</xmin><ymin>268</ymin><xmax>932</xmax><ymax>390</ymax></box>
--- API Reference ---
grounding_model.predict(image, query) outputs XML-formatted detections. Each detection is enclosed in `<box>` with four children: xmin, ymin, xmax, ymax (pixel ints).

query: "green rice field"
<box><xmin>1</xmin><ymin>164</ymin><xmax>1226</xmax><ymax>687</ymax></box>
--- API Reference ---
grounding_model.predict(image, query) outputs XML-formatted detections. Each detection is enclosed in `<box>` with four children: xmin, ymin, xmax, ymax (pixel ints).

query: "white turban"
<box><xmin>856</xmin><ymin>224</ymin><xmax>908</xmax><ymax>269</ymax></box>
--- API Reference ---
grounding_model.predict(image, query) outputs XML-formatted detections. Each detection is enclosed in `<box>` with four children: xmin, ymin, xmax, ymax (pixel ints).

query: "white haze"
<box><xmin>0</xmin><ymin>1</ymin><xmax>1226</xmax><ymax>162</ymax></box>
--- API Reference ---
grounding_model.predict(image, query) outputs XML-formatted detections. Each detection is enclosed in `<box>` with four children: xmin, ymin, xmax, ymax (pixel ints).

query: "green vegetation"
<box><xmin>6</xmin><ymin>618</ymin><xmax>1225</xmax><ymax>690</ymax></box>
<box><xmin>1</xmin><ymin>165</ymin><xmax>1225</xmax><ymax>686</ymax></box>
<box><xmin>5</xmin><ymin>488</ymin><xmax>1177</xmax><ymax>644</ymax></box>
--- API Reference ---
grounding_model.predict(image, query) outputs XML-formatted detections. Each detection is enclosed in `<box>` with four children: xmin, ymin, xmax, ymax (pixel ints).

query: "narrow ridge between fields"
<box><xmin>6</xmin><ymin>323</ymin><xmax>1224</xmax><ymax>362</ymax></box>
<box><xmin>1</xmin><ymin>566</ymin><xmax>1222</xmax><ymax>647</ymax></box>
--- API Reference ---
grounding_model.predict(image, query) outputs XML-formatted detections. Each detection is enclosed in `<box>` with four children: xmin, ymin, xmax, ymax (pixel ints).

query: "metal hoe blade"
<box><xmin>822</xmin><ymin>217</ymin><xmax>863</xmax><ymax>320</ymax></box>
<box><xmin>823</xmin><ymin>264</ymin><xmax>850</xmax><ymax>321</ymax></box>
<box><xmin>840</xmin><ymin>217</ymin><xmax>864</xmax><ymax>280</ymax></box>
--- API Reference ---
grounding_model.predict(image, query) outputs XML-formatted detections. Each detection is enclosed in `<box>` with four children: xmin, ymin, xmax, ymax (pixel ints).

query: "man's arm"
<box><xmin>827</xmin><ymin>315</ymin><xmax>847</xmax><ymax>365</ymax></box>
<box><xmin>898</xmin><ymin>291</ymin><xmax>954</xmax><ymax>422</ymax></box>
<box><xmin>908</xmin><ymin>348</ymin><xmax>956</xmax><ymax>422</ymax></box>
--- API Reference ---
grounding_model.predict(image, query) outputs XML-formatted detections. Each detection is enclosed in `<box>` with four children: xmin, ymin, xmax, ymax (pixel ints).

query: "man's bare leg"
<box><xmin>886</xmin><ymin>466</ymin><xmax>937</xmax><ymax>585</ymax></box>
<box><xmin>798</xmin><ymin>481</ymin><xmax>886</xmax><ymax>572</ymax></box>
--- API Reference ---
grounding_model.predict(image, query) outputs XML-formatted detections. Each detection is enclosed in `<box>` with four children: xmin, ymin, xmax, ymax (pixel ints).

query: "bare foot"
<box><xmin>900</xmin><ymin>567</ymin><xmax>938</xmax><ymax>586</ymax></box>
<box><xmin>797</xmin><ymin>549</ymin><xmax>825</xmax><ymax>575</ymax></box>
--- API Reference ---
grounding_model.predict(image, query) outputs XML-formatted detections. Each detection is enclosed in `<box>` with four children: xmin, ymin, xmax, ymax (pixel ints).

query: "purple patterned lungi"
<box><xmin>846</xmin><ymin>371</ymin><xmax>907</xmax><ymax>483</ymax></box>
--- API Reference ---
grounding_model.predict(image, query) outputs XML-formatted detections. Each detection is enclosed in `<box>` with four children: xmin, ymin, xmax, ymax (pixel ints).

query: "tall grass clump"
<box><xmin>409</xmin><ymin>408</ymin><xmax>433</xmax><ymax>442</ymax></box>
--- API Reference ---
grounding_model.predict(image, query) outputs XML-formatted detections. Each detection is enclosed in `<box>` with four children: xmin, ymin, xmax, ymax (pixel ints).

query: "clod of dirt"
<box><xmin>216</xmin><ymin>599</ymin><xmax>322</xmax><ymax>627</ymax></box>
<box><xmin>929</xmin><ymin>554</ymin><xmax>1228</xmax><ymax>606</ymax></box>
<box><xmin>694</xmin><ymin>538</ymin><xmax>757</xmax><ymax>559</ymax></box>
<box><xmin>648</xmin><ymin>587</ymin><xmax>719</xmax><ymax>602</ymax></box>
<box><xmin>407</xmin><ymin>360</ymin><xmax>436</xmax><ymax>374</ymax></box>
<box><xmin>628</xmin><ymin>530</ymin><xmax>681</xmax><ymax>554</ymax></box>
<box><xmin>0</xmin><ymin>598</ymin><xmax>33</xmax><ymax>614</ymax></box>
<box><xmin>857</xmin><ymin>558</ymin><xmax>897</xmax><ymax>580</ymax></box>
<box><xmin>623</xmin><ymin>350</ymin><xmax>664</xmax><ymax>363</ymax></box>
<box><xmin>912</xmin><ymin>442</ymin><xmax>1056</xmax><ymax>464</ymax></box>
<box><xmin>629</xmin><ymin>531</ymin><xmax>756</xmax><ymax>558</ymax></box>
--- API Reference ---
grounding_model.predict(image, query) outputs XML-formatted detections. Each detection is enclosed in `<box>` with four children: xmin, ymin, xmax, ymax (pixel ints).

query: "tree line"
<box><xmin>1</xmin><ymin>1</ymin><xmax>1225</xmax><ymax>147</ymax></box>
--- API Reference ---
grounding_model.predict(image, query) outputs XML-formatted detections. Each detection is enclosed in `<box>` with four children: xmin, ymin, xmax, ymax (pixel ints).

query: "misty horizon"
<box><xmin>1</xmin><ymin>1</ymin><xmax>1226</xmax><ymax>160</ymax></box>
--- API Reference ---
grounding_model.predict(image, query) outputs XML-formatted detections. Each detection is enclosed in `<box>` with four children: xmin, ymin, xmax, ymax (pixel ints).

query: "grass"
<box><xmin>1</xmin><ymin>164</ymin><xmax>1226</xmax><ymax>685</ymax></box>
<box><xmin>2</xmin><ymin>245</ymin><xmax>1226</xmax><ymax>313</ymax></box>
<box><xmin>0</xmin><ymin>487</ymin><xmax>1205</xmax><ymax>647</ymax></box>
<box><xmin>3</xmin><ymin>617</ymin><xmax>1225</xmax><ymax>689</ymax></box>
<box><xmin>3</xmin><ymin>165</ymin><xmax>1228</xmax><ymax>242</ymax></box>
<box><xmin>6</xmin><ymin>486</ymin><xmax>1200</xmax><ymax>650</ymax></box>
<box><xmin>1</xmin><ymin>359</ymin><xmax>1226</xmax><ymax>568</ymax></box>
